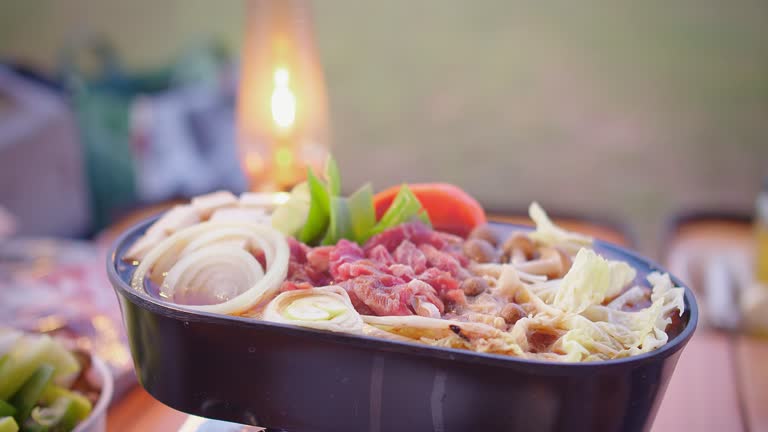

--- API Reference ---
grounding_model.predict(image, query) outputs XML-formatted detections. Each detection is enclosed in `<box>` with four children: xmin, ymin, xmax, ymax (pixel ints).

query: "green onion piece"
<box><xmin>0</xmin><ymin>340</ymin><xmax>47</xmax><ymax>401</ymax></box>
<box><xmin>347</xmin><ymin>183</ymin><xmax>376</xmax><ymax>244</ymax></box>
<box><xmin>30</xmin><ymin>397</ymin><xmax>80</xmax><ymax>431</ymax></box>
<box><xmin>283</xmin><ymin>296</ymin><xmax>349</xmax><ymax>321</ymax></box>
<box><xmin>368</xmin><ymin>184</ymin><xmax>432</xmax><ymax>237</ymax></box>
<box><xmin>321</xmin><ymin>196</ymin><xmax>353</xmax><ymax>245</ymax></box>
<box><xmin>324</xmin><ymin>156</ymin><xmax>341</xmax><ymax>197</ymax></box>
<box><xmin>0</xmin><ymin>336</ymin><xmax>78</xmax><ymax>401</ymax></box>
<box><xmin>298</xmin><ymin>169</ymin><xmax>331</xmax><ymax>245</ymax></box>
<box><xmin>39</xmin><ymin>387</ymin><xmax>91</xmax><ymax>422</ymax></box>
<box><xmin>0</xmin><ymin>401</ymin><xmax>15</xmax><ymax>418</ymax></box>
<box><xmin>416</xmin><ymin>209</ymin><xmax>431</xmax><ymax>225</ymax></box>
<box><xmin>20</xmin><ymin>418</ymin><xmax>46</xmax><ymax>432</ymax></box>
<box><xmin>271</xmin><ymin>182</ymin><xmax>311</xmax><ymax>237</ymax></box>
<box><xmin>0</xmin><ymin>417</ymin><xmax>18</xmax><ymax>432</ymax></box>
<box><xmin>10</xmin><ymin>365</ymin><xmax>54</xmax><ymax>424</ymax></box>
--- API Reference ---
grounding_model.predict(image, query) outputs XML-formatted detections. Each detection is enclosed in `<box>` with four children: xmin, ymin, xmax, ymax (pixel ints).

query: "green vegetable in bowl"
<box><xmin>0</xmin><ymin>329</ymin><xmax>94</xmax><ymax>432</ymax></box>
<box><xmin>38</xmin><ymin>388</ymin><xmax>91</xmax><ymax>421</ymax></box>
<box><xmin>0</xmin><ymin>401</ymin><xmax>16</xmax><ymax>418</ymax></box>
<box><xmin>0</xmin><ymin>417</ymin><xmax>19</xmax><ymax>432</ymax></box>
<box><xmin>29</xmin><ymin>396</ymin><xmax>81</xmax><ymax>431</ymax></box>
<box><xmin>10</xmin><ymin>365</ymin><xmax>54</xmax><ymax>424</ymax></box>
<box><xmin>0</xmin><ymin>334</ymin><xmax>79</xmax><ymax>400</ymax></box>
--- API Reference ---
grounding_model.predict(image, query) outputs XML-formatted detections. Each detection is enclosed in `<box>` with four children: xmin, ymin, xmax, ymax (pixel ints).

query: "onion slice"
<box><xmin>130</xmin><ymin>221</ymin><xmax>289</xmax><ymax>315</ymax></box>
<box><xmin>263</xmin><ymin>286</ymin><xmax>364</xmax><ymax>333</ymax></box>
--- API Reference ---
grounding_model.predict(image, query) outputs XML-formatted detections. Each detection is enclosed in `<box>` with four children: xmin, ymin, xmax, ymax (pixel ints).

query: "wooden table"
<box><xmin>654</xmin><ymin>220</ymin><xmax>768</xmax><ymax>432</ymax></box>
<box><xmin>105</xmin><ymin>217</ymin><xmax>768</xmax><ymax>432</ymax></box>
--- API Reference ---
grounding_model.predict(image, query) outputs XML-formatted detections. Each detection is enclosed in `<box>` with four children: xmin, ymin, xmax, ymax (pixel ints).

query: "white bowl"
<box><xmin>74</xmin><ymin>355</ymin><xmax>114</xmax><ymax>432</ymax></box>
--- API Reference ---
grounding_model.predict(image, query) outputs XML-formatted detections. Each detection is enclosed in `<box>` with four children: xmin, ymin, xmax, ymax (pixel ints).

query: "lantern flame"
<box><xmin>271</xmin><ymin>67</ymin><xmax>296</xmax><ymax>130</ymax></box>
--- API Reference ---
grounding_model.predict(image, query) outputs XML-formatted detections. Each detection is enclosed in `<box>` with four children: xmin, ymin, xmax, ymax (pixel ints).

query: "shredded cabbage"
<box><xmin>607</xmin><ymin>286</ymin><xmax>647</xmax><ymax>309</ymax></box>
<box><xmin>607</xmin><ymin>260</ymin><xmax>637</xmax><ymax>298</ymax></box>
<box><xmin>528</xmin><ymin>202</ymin><xmax>592</xmax><ymax>254</ymax></box>
<box><xmin>552</xmin><ymin>248</ymin><xmax>637</xmax><ymax>314</ymax></box>
<box><xmin>559</xmin><ymin>272</ymin><xmax>685</xmax><ymax>361</ymax></box>
<box><xmin>477</xmin><ymin>254</ymin><xmax>685</xmax><ymax>362</ymax></box>
<box><xmin>495</xmin><ymin>265</ymin><xmax>561</xmax><ymax>317</ymax></box>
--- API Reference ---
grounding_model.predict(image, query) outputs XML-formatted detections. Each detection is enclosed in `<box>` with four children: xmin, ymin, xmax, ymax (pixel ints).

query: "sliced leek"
<box><xmin>263</xmin><ymin>286</ymin><xmax>364</xmax><ymax>333</ymax></box>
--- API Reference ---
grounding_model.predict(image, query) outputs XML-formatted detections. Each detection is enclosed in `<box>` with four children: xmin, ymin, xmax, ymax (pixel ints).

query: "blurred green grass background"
<box><xmin>2</xmin><ymin>0</ymin><xmax>767</xmax><ymax>254</ymax></box>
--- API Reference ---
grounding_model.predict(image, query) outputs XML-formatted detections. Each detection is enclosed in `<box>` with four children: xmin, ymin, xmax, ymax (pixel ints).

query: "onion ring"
<box><xmin>130</xmin><ymin>221</ymin><xmax>289</xmax><ymax>314</ymax></box>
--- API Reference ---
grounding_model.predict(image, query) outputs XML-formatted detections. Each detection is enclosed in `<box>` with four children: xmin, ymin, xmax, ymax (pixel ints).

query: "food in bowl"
<box><xmin>0</xmin><ymin>328</ymin><xmax>100</xmax><ymax>432</ymax></box>
<box><xmin>124</xmin><ymin>158</ymin><xmax>685</xmax><ymax>362</ymax></box>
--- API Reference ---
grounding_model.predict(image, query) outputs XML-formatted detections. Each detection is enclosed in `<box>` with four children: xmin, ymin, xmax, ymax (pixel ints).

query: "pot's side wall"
<box><xmin>116</xmin><ymin>289</ymin><xmax>686</xmax><ymax>432</ymax></box>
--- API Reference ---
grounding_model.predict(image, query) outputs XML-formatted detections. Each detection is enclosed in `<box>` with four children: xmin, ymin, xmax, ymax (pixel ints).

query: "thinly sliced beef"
<box><xmin>281</xmin><ymin>224</ymin><xmax>471</xmax><ymax>316</ymax></box>
<box><xmin>329</xmin><ymin>240</ymin><xmax>365</xmax><ymax>278</ymax></box>
<box><xmin>342</xmin><ymin>261</ymin><xmax>402</xmax><ymax>284</ymax></box>
<box><xmin>287</xmin><ymin>237</ymin><xmax>310</xmax><ymax>264</ymax></box>
<box><xmin>345</xmin><ymin>277</ymin><xmax>444</xmax><ymax>316</ymax></box>
<box><xmin>419</xmin><ymin>244</ymin><xmax>471</xmax><ymax>279</ymax></box>
<box><xmin>389</xmin><ymin>263</ymin><xmax>416</xmax><ymax>281</ymax></box>
<box><xmin>366</xmin><ymin>245</ymin><xmax>395</xmax><ymax>266</ymax></box>
<box><xmin>447</xmin><ymin>250</ymin><xmax>470</xmax><ymax>267</ymax></box>
<box><xmin>281</xmin><ymin>281</ymin><xmax>313</xmax><ymax>291</ymax></box>
<box><xmin>405</xmin><ymin>279</ymin><xmax>445</xmax><ymax>313</ymax></box>
<box><xmin>282</xmin><ymin>238</ymin><xmax>331</xmax><ymax>291</ymax></box>
<box><xmin>306</xmin><ymin>246</ymin><xmax>333</xmax><ymax>273</ymax></box>
<box><xmin>393</xmin><ymin>240</ymin><xmax>427</xmax><ymax>274</ymax></box>
<box><xmin>348</xmin><ymin>276</ymin><xmax>411</xmax><ymax>316</ymax></box>
<box><xmin>364</xmin><ymin>222</ymin><xmax>447</xmax><ymax>253</ymax></box>
<box><xmin>418</xmin><ymin>267</ymin><xmax>459</xmax><ymax>294</ymax></box>
<box><xmin>443</xmin><ymin>289</ymin><xmax>468</xmax><ymax>309</ymax></box>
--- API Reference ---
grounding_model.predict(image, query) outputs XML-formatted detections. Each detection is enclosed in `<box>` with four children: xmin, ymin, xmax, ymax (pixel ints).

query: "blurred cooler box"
<box><xmin>0</xmin><ymin>66</ymin><xmax>91</xmax><ymax>237</ymax></box>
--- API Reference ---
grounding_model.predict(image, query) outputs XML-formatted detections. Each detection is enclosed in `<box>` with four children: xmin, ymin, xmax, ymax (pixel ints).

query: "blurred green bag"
<box><xmin>59</xmin><ymin>39</ymin><xmax>170</xmax><ymax>232</ymax></box>
<box><xmin>59</xmin><ymin>38</ymin><xmax>226</xmax><ymax>233</ymax></box>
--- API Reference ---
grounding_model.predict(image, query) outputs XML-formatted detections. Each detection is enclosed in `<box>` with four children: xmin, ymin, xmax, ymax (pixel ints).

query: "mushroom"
<box><xmin>501</xmin><ymin>232</ymin><xmax>536</xmax><ymax>264</ymax></box>
<box><xmin>555</xmin><ymin>247</ymin><xmax>573</xmax><ymax>275</ymax></box>
<box><xmin>463</xmin><ymin>238</ymin><xmax>498</xmax><ymax>263</ymax></box>
<box><xmin>468</xmin><ymin>224</ymin><xmax>501</xmax><ymax>247</ymax></box>
<box><xmin>460</xmin><ymin>277</ymin><xmax>489</xmax><ymax>296</ymax></box>
<box><xmin>500</xmin><ymin>303</ymin><xmax>527</xmax><ymax>325</ymax></box>
<box><xmin>494</xmin><ymin>265</ymin><xmax>524</xmax><ymax>302</ymax></box>
<box><xmin>513</xmin><ymin>247</ymin><xmax>571</xmax><ymax>279</ymax></box>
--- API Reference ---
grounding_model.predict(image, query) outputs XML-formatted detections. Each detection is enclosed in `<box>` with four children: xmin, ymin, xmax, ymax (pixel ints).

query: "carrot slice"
<box><xmin>373</xmin><ymin>183</ymin><xmax>486</xmax><ymax>237</ymax></box>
